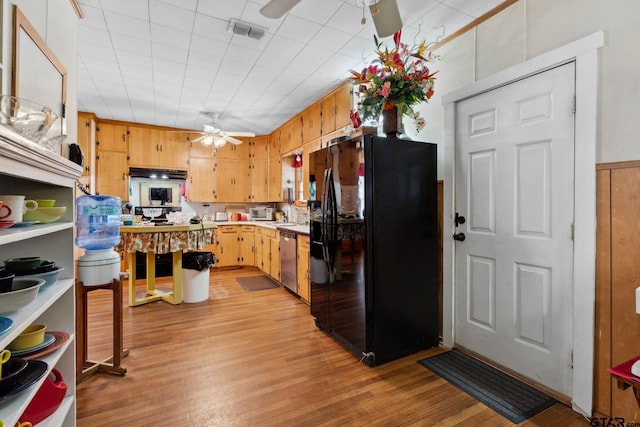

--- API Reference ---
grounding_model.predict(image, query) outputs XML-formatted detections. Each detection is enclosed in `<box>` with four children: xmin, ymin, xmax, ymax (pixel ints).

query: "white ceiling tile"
<box><xmin>324</xmin><ymin>3</ymin><xmax>365</xmax><ymax>35</ymax></box>
<box><xmin>150</xmin><ymin>24</ymin><xmax>192</xmax><ymax>50</ymax></box>
<box><xmin>289</xmin><ymin>0</ymin><xmax>344</xmax><ymax>25</ymax></box>
<box><xmin>153</xmin><ymin>43</ymin><xmax>189</xmax><ymax>64</ymax></box>
<box><xmin>197</xmin><ymin>0</ymin><xmax>245</xmax><ymax>21</ymax></box>
<box><xmin>153</xmin><ymin>58</ymin><xmax>187</xmax><ymax>76</ymax></box>
<box><xmin>100</xmin><ymin>0</ymin><xmax>149</xmax><ymax>19</ymax></box>
<box><xmin>78</xmin><ymin>6</ymin><xmax>107</xmax><ymax>30</ymax></box>
<box><xmin>158</xmin><ymin>0</ymin><xmax>198</xmax><ymax>12</ymax></box>
<box><xmin>150</xmin><ymin>0</ymin><xmax>196</xmax><ymax>32</ymax></box>
<box><xmin>263</xmin><ymin>35</ymin><xmax>305</xmax><ymax>59</ymax></box>
<box><xmin>276</xmin><ymin>15</ymin><xmax>322</xmax><ymax>44</ymax></box>
<box><xmin>308</xmin><ymin>26</ymin><xmax>354</xmax><ymax>50</ymax></box>
<box><xmin>116</xmin><ymin>50</ymin><xmax>153</xmax><ymax>68</ymax></box>
<box><xmin>111</xmin><ymin>33</ymin><xmax>152</xmax><ymax>56</ymax></box>
<box><xmin>104</xmin><ymin>11</ymin><xmax>151</xmax><ymax>40</ymax></box>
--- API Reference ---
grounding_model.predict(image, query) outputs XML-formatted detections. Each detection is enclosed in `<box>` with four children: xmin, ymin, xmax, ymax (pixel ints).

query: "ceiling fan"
<box><xmin>190</xmin><ymin>124</ymin><xmax>255</xmax><ymax>148</ymax></box>
<box><xmin>259</xmin><ymin>0</ymin><xmax>402</xmax><ymax>38</ymax></box>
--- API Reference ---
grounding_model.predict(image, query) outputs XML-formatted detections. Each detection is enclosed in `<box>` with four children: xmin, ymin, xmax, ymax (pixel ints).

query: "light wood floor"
<box><xmin>76</xmin><ymin>267</ymin><xmax>589</xmax><ymax>426</ymax></box>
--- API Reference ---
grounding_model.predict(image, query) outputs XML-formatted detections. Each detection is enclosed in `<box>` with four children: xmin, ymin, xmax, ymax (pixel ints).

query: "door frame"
<box><xmin>442</xmin><ymin>31</ymin><xmax>604</xmax><ymax>416</ymax></box>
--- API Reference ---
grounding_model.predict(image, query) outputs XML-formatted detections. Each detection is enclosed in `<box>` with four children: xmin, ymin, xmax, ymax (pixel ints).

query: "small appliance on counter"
<box><xmin>215</xmin><ymin>212</ymin><xmax>228</xmax><ymax>221</ymax></box>
<box><xmin>135</xmin><ymin>206</ymin><xmax>182</xmax><ymax>224</ymax></box>
<box><xmin>249</xmin><ymin>206</ymin><xmax>274</xmax><ymax>221</ymax></box>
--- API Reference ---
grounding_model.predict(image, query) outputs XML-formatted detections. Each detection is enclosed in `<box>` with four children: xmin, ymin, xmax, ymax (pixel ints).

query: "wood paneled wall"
<box><xmin>595</xmin><ymin>161</ymin><xmax>640</xmax><ymax>419</ymax></box>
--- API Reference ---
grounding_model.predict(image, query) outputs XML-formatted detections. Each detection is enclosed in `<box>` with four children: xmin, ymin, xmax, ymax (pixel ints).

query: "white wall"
<box><xmin>403</xmin><ymin>0</ymin><xmax>640</xmax><ymax>173</ymax></box>
<box><xmin>4</xmin><ymin>0</ymin><xmax>78</xmax><ymax>144</ymax></box>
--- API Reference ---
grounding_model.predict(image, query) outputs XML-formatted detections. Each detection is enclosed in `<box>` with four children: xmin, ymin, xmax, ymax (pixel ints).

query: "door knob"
<box><xmin>453</xmin><ymin>233</ymin><xmax>466</xmax><ymax>241</ymax></box>
<box><xmin>455</xmin><ymin>212</ymin><xmax>466</xmax><ymax>227</ymax></box>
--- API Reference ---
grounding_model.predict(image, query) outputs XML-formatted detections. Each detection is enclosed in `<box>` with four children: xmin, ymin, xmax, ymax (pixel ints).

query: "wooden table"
<box><xmin>119</xmin><ymin>222</ymin><xmax>215</xmax><ymax>306</ymax></box>
<box><xmin>608</xmin><ymin>356</ymin><xmax>640</xmax><ymax>406</ymax></box>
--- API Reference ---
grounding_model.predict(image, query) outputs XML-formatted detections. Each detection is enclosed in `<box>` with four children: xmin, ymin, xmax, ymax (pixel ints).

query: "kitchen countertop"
<box><xmin>213</xmin><ymin>221</ymin><xmax>310</xmax><ymax>235</ymax></box>
<box><xmin>120</xmin><ymin>221</ymin><xmax>217</xmax><ymax>233</ymax></box>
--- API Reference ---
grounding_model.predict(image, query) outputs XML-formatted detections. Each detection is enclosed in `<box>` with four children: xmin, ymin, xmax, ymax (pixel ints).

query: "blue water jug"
<box><xmin>75</xmin><ymin>195</ymin><xmax>121</xmax><ymax>250</ymax></box>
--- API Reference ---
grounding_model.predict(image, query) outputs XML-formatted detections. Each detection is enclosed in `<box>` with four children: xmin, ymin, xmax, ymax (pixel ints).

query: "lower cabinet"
<box><xmin>297</xmin><ymin>234</ymin><xmax>310</xmax><ymax>303</ymax></box>
<box><xmin>217</xmin><ymin>225</ymin><xmax>239</xmax><ymax>267</ymax></box>
<box><xmin>238</xmin><ymin>225</ymin><xmax>255</xmax><ymax>266</ymax></box>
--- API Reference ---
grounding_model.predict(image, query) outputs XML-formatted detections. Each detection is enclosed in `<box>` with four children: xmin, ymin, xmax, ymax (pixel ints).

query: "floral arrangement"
<box><xmin>349</xmin><ymin>30</ymin><xmax>437</xmax><ymax>132</ymax></box>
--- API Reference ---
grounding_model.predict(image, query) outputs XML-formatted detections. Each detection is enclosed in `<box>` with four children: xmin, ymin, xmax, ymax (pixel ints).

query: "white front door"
<box><xmin>454</xmin><ymin>63</ymin><xmax>575</xmax><ymax>395</ymax></box>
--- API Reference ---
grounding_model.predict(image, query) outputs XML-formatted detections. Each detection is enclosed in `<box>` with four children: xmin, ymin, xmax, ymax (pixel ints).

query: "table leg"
<box><xmin>146</xmin><ymin>252</ymin><xmax>156</xmax><ymax>295</ymax></box>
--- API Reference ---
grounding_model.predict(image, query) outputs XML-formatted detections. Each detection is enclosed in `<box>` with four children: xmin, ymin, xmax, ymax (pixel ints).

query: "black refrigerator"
<box><xmin>309</xmin><ymin>133</ymin><xmax>439</xmax><ymax>366</ymax></box>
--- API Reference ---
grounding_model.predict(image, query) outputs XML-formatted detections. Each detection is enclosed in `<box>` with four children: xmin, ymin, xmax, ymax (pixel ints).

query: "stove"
<box><xmin>135</xmin><ymin>206</ymin><xmax>181</xmax><ymax>223</ymax></box>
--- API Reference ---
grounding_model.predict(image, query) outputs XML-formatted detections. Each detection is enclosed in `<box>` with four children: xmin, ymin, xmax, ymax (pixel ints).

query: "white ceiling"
<box><xmin>77</xmin><ymin>0</ymin><xmax>503</xmax><ymax>135</ymax></box>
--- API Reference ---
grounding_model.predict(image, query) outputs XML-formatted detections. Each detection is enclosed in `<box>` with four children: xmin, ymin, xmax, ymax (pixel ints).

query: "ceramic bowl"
<box><xmin>0</xmin><ymin>95</ymin><xmax>58</xmax><ymax>140</ymax></box>
<box><xmin>8</xmin><ymin>324</ymin><xmax>46</xmax><ymax>350</ymax></box>
<box><xmin>0</xmin><ymin>270</ymin><xmax>14</xmax><ymax>292</ymax></box>
<box><xmin>0</xmin><ymin>278</ymin><xmax>45</xmax><ymax>314</ymax></box>
<box><xmin>0</xmin><ymin>358</ymin><xmax>28</xmax><ymax>392</ymax></box>
<box><xmin>4</xmin><ymin>257</ymin><xmax>42</xmax><ymax>273</ymax></box>
<box><xmin>16</xmin><ymin>266</ymin><xmax>63</xmax><ymax>287</ymax></box>
<box><xmin>34</xmin><ymin>199</ymin><xmax>55</xmax><ymax>208</ymax></box>
<box><xmin>22</xmin><ymin>206</ymin><xmax>66</xmax><ymax>224</ymax></box>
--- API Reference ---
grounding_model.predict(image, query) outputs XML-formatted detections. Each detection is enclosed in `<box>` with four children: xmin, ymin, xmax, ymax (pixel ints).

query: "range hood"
<box><xmin>129</xmin><ymin>167</ymin><xmax>187</xmax><ymax>180</ymax></box>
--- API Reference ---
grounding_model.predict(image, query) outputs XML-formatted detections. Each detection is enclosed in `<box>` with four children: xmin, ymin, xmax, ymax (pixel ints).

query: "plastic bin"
<box><xmin>182</xmin><ymin>252</ymin><xmax>215</xmax><ymax>303</ymax></box>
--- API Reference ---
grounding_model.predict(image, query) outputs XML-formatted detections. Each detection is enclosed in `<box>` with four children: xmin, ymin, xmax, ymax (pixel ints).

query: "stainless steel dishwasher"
<box><xmin>279</xmin><ymin>229</ymin><xmax>297</xmax><ymax>293</ymax></box>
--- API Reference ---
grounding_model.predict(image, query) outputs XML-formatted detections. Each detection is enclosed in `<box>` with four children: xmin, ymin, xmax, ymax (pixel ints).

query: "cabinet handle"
<box><xmin>122</xmin><ymin>173</ymin><xmax>125</xmax><ymax>180</ymax></box>
<box><xmin>121</xmin><ymin>134</ymin><xmax>126</xmax><ymax>142</ymax></box>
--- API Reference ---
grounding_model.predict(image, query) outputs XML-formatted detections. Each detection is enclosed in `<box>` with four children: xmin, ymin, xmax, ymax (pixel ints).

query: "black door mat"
<box><xmin>417</xmin><ymin>350</ymin><xmax>557</xmax><ymax>424</ymax></box>
<box><xmin>236</xmin><ymin>275</ymin><xmax>279</xmax><ymax>292</ymax></box>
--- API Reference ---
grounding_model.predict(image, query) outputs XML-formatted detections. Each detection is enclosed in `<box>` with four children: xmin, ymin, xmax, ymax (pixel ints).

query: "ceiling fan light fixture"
<box><xmin>201</xmin><ymin>135</ymin><xmax>214</xmax><ymax>146</ymax></box>
<box><xmin>368</xmin><ymin>0</ymin><xmax>403</xmax><ymax>38</ymax></box>
<box><xmin>214</xmin><ymin>136</ymin><xmax>226</xmax><ymax>148</ymax></box>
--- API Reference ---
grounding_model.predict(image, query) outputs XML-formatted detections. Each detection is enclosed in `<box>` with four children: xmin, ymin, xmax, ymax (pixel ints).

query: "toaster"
<box><xmin>215</xmin><ymin>212</ymin><xmax>228</xmax><ymax>221</ymax></box>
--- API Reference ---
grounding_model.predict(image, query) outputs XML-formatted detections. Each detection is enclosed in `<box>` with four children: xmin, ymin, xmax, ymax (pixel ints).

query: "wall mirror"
<box><xmin>11</xmin><ymin>5</ymin><xmax>66</xmax><ymax>136</ymax></box>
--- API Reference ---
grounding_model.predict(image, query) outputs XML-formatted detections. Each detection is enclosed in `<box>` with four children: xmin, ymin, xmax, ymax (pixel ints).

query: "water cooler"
<box><xmin>75</xmin><ymin>195</ymin><xmax>121</xmax><ymax>286</ymax></box>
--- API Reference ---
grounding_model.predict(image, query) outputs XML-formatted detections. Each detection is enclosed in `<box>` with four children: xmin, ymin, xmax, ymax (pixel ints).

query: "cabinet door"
<box><xmin>128</xmin><ymin>126</ymin><xmax>166</xmax><ymax>167</ymax></box>
<box><xmin>77</xmin><ymin>113</ymin><xmax>94</xmax><ymax>178</ymax></box>
<box><xmin>255</xmin><ymin>228</ymin><xmax>265</xmax><ymax>271</ymax></box>
<box><xmin>334</xmin><ymin>83</ymin><xmax>354</xmax><ymax>130</ymax></box>
<box><xmin>216</xmin><ymin>140</ymin><xmax>250</xmax><ymax>161</ymax></box>
<box><xmin>188</xmin><ymin>157</ymin><xmax>215</xmax><ymax>202</ymax></box>
<box><xmin>236</xmin><ymin>161</ymin><xmax>253</xmax><ymax>203</ymax></box>
<box><xmin>217</xmin><ymin>226</ymin><xmax>239</xmax><ymax>267</ymax></box>
<box><xmin>162</xmin><ymin>132</ymin><xmax>190</xmax><ymax>169</ymax></box>
<box><xmin>302</xmin><ymin>102</ymin><xmax>322</xmax><ymax>144</ymax></box>
<box><xmin>213</xmin><ymin>160</ymin><xmax>235</xmax><ymax>202</ymax></box>
<box><xmin>269</xmin><ymin>235</ymin><xmax>280</xmax><ymax>281</ymax></box>
<box><xmin>297</xmin><ymin>235</ymin><xmax>310</xmax><ymax>302</ymax></box>
<box><xmin>269</xmin><ymin>131</ymin><xmax>280</xmax><ymax>158</ymax></box>
<box><xmin>96</xmin><ymin>122</ymin><xmax>128</xmax><ymax>152</ymax></box>
<box><xmin>268</xmin><ymin>156</ymin><xmax>282</xmax><ymax>202</ymax></box>
<box><xmin>251</xmin><ymin>136</ymin><xmax>269</xmax><ymax>162</ymax></box>
<box><xmin>252</xmin><ymin>159</ymin><xmax>268</xmax><ymax>202</ymax></box>
<box><xmin>280</xmin><ymin>115</ymin><xmax>302</xmax><ymax>155</ymax></box>
<box><xmin>96</xmin><ymin>150</ymin><xmax>129</xmax><ymax>200</ymax></box>
<box><xmin>320</xmin><ymin>93</ymin><xmax>335</xmax><ymax>135</ymax></box>
<box><xmin>239</xmin><ymin>225</ymin><xmax>255</xmax><ymax>266</ymax></box>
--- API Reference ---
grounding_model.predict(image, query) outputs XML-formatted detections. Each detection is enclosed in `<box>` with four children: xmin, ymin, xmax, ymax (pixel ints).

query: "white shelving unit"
<box><xmin>0</xmin><ymin>126</ymin><xmax>80</xmax><ymax>426</ymax></box>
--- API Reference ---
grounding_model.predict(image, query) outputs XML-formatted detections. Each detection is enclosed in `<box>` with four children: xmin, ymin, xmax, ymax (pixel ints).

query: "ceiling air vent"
<box><xmin>229</xmin><ymin>20</ymin><xmax>267</xmax><ymax>40</ymax></box>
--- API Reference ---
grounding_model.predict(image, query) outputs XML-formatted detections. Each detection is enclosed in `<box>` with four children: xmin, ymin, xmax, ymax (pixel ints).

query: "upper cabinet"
<box><xmin>96</xmin><ymin>122</ymin><xmax>128</xmax><ymax>152</ymax></box>
<box><xmin>280</xmin><ymin>115</ymin><xmax>302</xmax><ymax>155</ymax></box>
<box><xmin>128</xmin><ymin>126</ymin><xmax>189</xmax><ymax>170</ymax></box>
<box><xmin>215</xmin><ymin>139</ymin><xmax>251</xmax><ymax>161</ymax></box>
<box><xmin>320</xmin><ymin>83</ymin><xmax>353</xmax><ymax>135</ymax></box>
<box><xmin>302</xmin><ymin>102</ymin><xmax>322</xmax><ymax>144</ymax></box>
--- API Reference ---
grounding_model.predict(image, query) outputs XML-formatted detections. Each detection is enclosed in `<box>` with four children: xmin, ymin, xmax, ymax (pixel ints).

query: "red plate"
<box><xmin>21</xmin><ymin>331</ymin><xmax>70</xmax><ymax>360</ymax></box>
<box><xmin>0</xmin><ymin>221</ymin><xmax>15</xmax><ymax>229</ymax></box>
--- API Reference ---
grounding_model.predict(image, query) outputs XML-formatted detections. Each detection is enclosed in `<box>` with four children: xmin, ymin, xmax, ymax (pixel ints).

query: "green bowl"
<box><xmin>22</xmin><ymin>206</ymin><xmax>66</xmax><ymax>224</ymax></box>
<box><xmin>4</xmin><ymin>257</ymin><xmax>42</xmax><ymax>272</ymax></box>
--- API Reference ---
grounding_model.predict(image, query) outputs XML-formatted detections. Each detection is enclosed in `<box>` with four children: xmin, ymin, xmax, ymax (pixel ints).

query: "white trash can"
<box><xmin>182</xmin><ymin>267</ymin><xmax>210</xmax><ymax>303</ymax></box>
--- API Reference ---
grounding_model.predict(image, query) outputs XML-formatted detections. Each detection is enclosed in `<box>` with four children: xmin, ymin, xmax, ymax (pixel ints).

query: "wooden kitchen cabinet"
<box><xmin>252</xmin><ymin>159</ymin><xmax>268</xmax><ymax>202</ymax></box>
<box><xmin>258</xmin><ymin>227</ymin><xmax>279</xmax><ymax>280</ymax></box>
<box><xmin>95</xmin><ymin>149</ymin><xmax>129</xmax><ymax>200</ymax></box>
<box><xmin>163</xmin><ymin>131</ymin><xmax>190</xmax><ymax>169</ymax></box>
<box><xmin>77</xmin><ymin>112</ymin><xmax>95</xmax><ymax>179</ymax></box>
<box><xmin>321</xmin><ymin>83</ymin><xmax>353</xmax><ymax>135</ymax></box>
<box><xmin>280</xmin><ymin>115</ymin><xmax>302</xmax><ymax>155</ymax></box>
<box><xmin>297</xmin><ymin>234</ymin><xmax>310</xmax><ymax>303</ymax></box>
<box><xmin>302</xmin><ymin>102</ymin><xmax>322</xmax><ymax>144</ymax></box>
<box><xmin>255</xmin><ymin>227</ymin><xmax>265</xmax><ymax>271</ymax></box>
<box><xmin>96</xmin><ymin>122</ymin><xmax>128</xmax><ymax>152</ymax></box>
<box><xmin>189</xmin><ymin>136</ymin><xmax>215</xmax><ymax>159</ymax></box>
<box><xmin>217</xmin><ymin>225</ymin><xmax>239</xmax><ymax>267</ymax></box>
<box><xmin>238</xmin><ymin>225</ymin><xmax>255</xmax><ymax>266</ymax></box>
<box><xmin>302</xmin><ymin>138</ymin><xmax>323</xmax><ymax>200</ymax></box>
<box><xmin>216</xmin><ymin>140</ymin><xmax>251</xmax><ymax>161</ymax></box>
<box><xmin>188</xmin><ymin>156</ymin><xmax>215</xmax><ymax>202</ymax></box>
<box><xmin>129</xmin><ymin>125</ymin><xmax>188</xmax><ymax>169</ymax></box>
<box><xmin>268</xmin><ymin>156</ymin><xmax>283</xmax><ymax>202</ymax></box>
<box><xmin>214</xmin><ymin>159</ymin><xmax>252</xmax><ymax>202</ymax></box>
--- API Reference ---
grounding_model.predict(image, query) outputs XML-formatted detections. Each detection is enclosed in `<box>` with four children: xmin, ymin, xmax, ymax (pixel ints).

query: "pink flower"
<box><xmin>378</xmin><ymin>81</ymin><xmax>391</xmax><ymax>98</ymax></box>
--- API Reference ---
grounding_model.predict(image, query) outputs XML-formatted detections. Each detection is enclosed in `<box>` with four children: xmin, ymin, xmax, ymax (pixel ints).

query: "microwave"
<box><xmin>249</xmin><ymin>207</ymin><xmax>273</xmax><ymax>221</ymax></box>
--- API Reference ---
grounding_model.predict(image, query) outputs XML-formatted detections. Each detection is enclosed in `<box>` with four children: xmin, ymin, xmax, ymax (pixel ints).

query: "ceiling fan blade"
<box><xmin>260</xmin><ymin>0</ymin><xmax>302</xmax><ymax>18</ymax></box>
<box><xmin>191</xmin><ymin>134</ymin><xmax>210</xmax><ymax>143</ymax></box>
<box><xmin>225</xmin><ymin>135</ymin><xmax>244</xmax><ymax>145</ymax></box>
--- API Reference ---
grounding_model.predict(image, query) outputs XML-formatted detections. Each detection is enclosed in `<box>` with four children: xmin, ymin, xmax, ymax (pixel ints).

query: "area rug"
<box><xmin>236</xmin><ymin>275</ymin><xmax>279</xmax><ymax>292</ymax></box>
<box><xmin>417</xmin><ymin>350</ymin><xmax>556</xmax><ymax>423</ymax></box>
